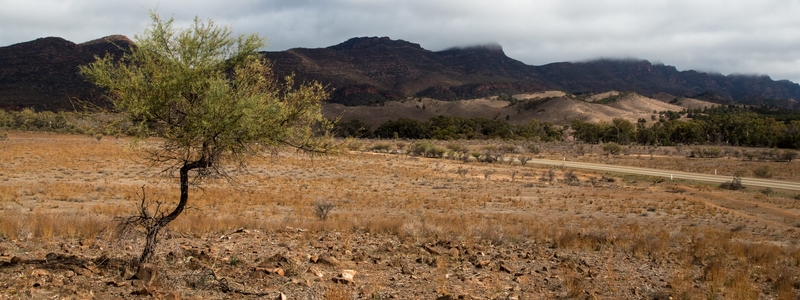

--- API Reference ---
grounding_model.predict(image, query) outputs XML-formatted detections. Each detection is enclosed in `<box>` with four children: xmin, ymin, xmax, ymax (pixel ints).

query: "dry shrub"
<box><xmin>773</xmin><ymin>266</ymin><xmax>798</xmax><ymax>300</ymax></box>
<box><xmin>563</xmin><ymin>267</ymin><xmax>584</xmax><ymax>298</ymax></box>
<box><xmin>753</xmin><ymin>165</ymin><xmax>773</xmax><ymax>178</ymax></box>
<box><xmin>313</xmin><ymin>199</ymin><xmax>336</xmax><ymax>221</ymax></box>
<box><xmin>0</xmin><ymin>212</ymin><xmax>110</xmax><ymax>241</ymax></box>
<box><xmin>727</xmin><ymin>268</ymin><xmax>759</xmax><ymax>300</ymax></box>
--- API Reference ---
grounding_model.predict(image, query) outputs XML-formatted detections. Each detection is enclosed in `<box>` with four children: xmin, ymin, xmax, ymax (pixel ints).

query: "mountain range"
<box><xmin>1</xmin><ymin>35</ymin><xmax>798</xmax><ymax>112</ymax></box>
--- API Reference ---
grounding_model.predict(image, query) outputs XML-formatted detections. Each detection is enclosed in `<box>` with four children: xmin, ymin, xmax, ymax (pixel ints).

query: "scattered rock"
<box><xmin>133</xmin><ymin>263</ymin><xmax>158</xmax><ymax>287</ymax></box>
<box><xmin>423</xmin><ymin>244</ymin><xmax>441</xmax><ymax>255</ymax></box>
<box><xmin>317</xmin><ymin>254</ymin><xmax>340</xmax><ymax>267</ymax></box>
<box><xmin>165</xmin><ymin>292</ymin><xmax>181</xmax><ymax>300</ymax></box>
<box><xmin>309</xmin><ymin>266</ymin><xmax>324</xmax><ymax>278</ymax></box>
<box><xmin>131</xmin><ymin>288</ymin><xmax>152</xmax><ymax>296</ymax></box>
<box><xmin>499</xmin><ymin>263</ymin><xmax>515</xmax><ymax>274</ymax></box>
<box><xmin>401</xmin><ymin>263</ymin><xmax>415</xmax><ymax>275</ymax></box>
<box><xmin>333</xmin><ymin>269</ymin><xmax>357</xmax><ymax>284</ymax></box>
<box><xmin>45</xmin><ymin>252</ymin><xmax>58</xmax><ymax>261</ymax></box>
<box><xmin>105</xmin><ymin>280</ymin><xmax>130</xmax><ymax>287</ymax></box>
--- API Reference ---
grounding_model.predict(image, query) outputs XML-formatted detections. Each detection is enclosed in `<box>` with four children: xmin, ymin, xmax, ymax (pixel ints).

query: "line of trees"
<box><xmin>0</xmin><ymin>108</ymin><xmax>124</xmax><ymax>135</ymax></box>
<box><xmin>571</xmin><ymin>106</ymin><xmax>800</xmax><ymax>149</ymax></box>
<box><xmin>336</xmin><ymin>116</ymin><xmax>564</xmax><ymax>141</ymax></box>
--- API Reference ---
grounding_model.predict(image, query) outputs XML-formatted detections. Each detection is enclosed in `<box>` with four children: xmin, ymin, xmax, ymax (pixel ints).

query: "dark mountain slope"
<box><xmin>1</xmin><ymin>35</ymin><xmax>798</xmax><ymax>111</ymax></box>
<box><xmin>261</xmin><ymin>37</ymin><xmax>800</xmax><ymax>108</ymax></box>
<box><xmin>0</xmin><ymin>35</ymin><xmax>132</xmax><ymax>110</ymax></box>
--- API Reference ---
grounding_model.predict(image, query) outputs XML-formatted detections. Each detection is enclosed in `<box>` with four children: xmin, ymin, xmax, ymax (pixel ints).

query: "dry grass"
<box><xmin>1</xmin><ymin>131</ymin><xmax>799</xmax><ymax>298</ymax></box>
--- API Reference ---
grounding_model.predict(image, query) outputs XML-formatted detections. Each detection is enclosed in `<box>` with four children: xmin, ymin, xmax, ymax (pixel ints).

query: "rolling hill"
<box><xmin>1</xmin><ymin>35</ymin><xmax>798</xmax><ymax>117</ymax></box>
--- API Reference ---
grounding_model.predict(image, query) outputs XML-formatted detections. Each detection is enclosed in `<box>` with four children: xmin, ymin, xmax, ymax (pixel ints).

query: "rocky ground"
<box><xmin>1</xmin><ymin>132</ymin><xmax>799</xmax><ymax>299</ymax></box>
<box><xmin>1</xmin><ymin>227</ymin><xmax>687</xmax><ymax>300</ymax></box>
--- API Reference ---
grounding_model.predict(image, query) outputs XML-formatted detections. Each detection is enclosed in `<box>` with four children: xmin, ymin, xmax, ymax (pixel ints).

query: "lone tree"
<box><xmin>80</xmin><ymin>12</ymin><xmax>333</xmax><ymax>263</ymax></box>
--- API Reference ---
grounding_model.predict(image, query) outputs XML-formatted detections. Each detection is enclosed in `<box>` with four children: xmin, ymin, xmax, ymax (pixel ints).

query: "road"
<box><xmin>525</xmin><ymin>158</ymin><xmax>800</xmax><ymax>191</ymax></box>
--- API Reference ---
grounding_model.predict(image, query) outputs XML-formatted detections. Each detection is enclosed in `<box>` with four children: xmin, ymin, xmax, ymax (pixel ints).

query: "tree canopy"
<box><xmin>79</xmin><ymin>12</ymin><xmax>333</xmax><ymax>263</ymax></box>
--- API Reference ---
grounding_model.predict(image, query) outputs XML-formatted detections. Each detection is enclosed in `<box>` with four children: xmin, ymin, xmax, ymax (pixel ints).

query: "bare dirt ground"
<box><xmin>1</xmin><ymin>132</ymin><xmax>800</xmax><ymax>299</ymax></box>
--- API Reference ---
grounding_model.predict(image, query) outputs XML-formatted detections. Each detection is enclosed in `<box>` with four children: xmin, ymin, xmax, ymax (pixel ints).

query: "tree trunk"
<box><xmin>138</xmin><ymin>160</ymin><xmax>206</xmax><ymax>264</ymax></box>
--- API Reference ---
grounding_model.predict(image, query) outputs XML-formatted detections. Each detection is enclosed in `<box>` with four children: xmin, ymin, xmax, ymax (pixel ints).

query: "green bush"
<box><xmin>602</xmin><ymin>142</ymin><xmax>621</xmax><ymax>155</ymax></box>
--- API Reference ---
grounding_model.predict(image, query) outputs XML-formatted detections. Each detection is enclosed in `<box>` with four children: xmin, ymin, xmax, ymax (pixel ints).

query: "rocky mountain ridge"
<box><xmin>263</xmin><ymin>37</ymin><xmax>799</xmax><ymax>109</ymax></box>
<box><xmin>0</xmin><ymin>35</ymin><xmax>132</xmax><ymax>110</ymax></box>
<box><xmin>1</xmin><ymin>35</ymin><xmax>798</xmax><ymax>111</ymax></box>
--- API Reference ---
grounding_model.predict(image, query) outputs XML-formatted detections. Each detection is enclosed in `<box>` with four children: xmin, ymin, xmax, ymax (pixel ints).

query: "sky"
<box><xmin>2</xmin><ymin>0</ymin><xmax>800</xmax><ymax>83</ymax></box>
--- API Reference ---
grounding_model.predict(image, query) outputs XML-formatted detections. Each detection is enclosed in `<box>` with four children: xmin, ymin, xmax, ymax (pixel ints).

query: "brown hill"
<box><xmin>1</xmin><ymin>35</ymin><xmax>797</xmax><ymax>115</ymax></box>
<box><xmin>0</xmin><ymin>35</ymin><xmax>132</xmax><ymax>110</ymax></box>
<box><xmin>263</xmin><ymin>37</ymin><xmax>800</xmax><ymax>109</ymax></box>
<box><xmin>324</xmin><ymin>91</ymin><xmax>716</xmax><ymax>127</ymax></box>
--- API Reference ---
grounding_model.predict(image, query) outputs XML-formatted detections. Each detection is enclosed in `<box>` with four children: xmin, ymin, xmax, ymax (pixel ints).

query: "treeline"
<box><xmin>571</xmin><ymin>106</ymin><xmax>800</xmax><ymax>149</ymax></box>
<box><xmin>336</xmin><ymin>116</ymin><xmax>564</xmax><ymax>141</ymax></box>
<box><xmin>0</xmin><ymin>108</ymin><xmax>126</xmax><ymax>136</ymax></box>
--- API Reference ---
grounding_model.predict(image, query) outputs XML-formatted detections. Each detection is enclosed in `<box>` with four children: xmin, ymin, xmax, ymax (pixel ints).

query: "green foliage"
<box><xmin>594</xmin><ymin>92</ymin><xmax>630</xmax><ymax>104</ymax></box>
<box><xmin>409</xmin><ymin>141</ymin><xmax>445</xmax><ymax>158</ymax></box>
<box><xmin>76</xmin><ymin>12</ymin><xmax>333</xmax><ymax>263</ymax></box>
<box><xmin>370</xmin><ymin>116</ymin><xmax>562</xmax><ymax>141</ymax></box>
<box><xmin>79</xmin><ymin>12</ymin><xmax>333</xmax><ymax>174</ymax></box>
<box><xmin>690</xmin><ymin>147</ymin><xmax>722</xmax><ymax>158</ymax></box>
<box><xmin>602</xmin><ymin>142</ymin><xmax>621</xmax><ymax>155</ymax></box>
<box><xmin>572</xmin><ymin>105</ymin><xmax>800</xmax><ymax>150</ymax></box>
<box><xmin>334</xmin><ymin>119</ymin><xmax>372</xmax><ymax>138</ymax></box>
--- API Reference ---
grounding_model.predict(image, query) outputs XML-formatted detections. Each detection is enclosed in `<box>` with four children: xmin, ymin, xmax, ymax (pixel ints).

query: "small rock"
<box><xmin>500</xmin><ymin>263</ymin><xmax>514</xmax><ymax>274</ymax></box>
<box><xmin>475</xmin><ymin>260</ymin><xmax>491</xmax><ymax>269</ymax></box>
<box><xmin>165</xmin><ymin>292</ymin><xmax>181</xmax><ymax>300</ymax></box>
<box><xmin>130</xmin><ymin>288</ymin><xmax>152</xmax><ymax>296</ymax></box>
<box><xmin>333</xmin><ymin>269</ymin><xmax>357</xmax><ymax>284</ymax></box>
<box><xmin>105</xmin><ymin>280</ymin><xmax>130</xmax><ymax>287</ymax></box>
<box><xmin>318</xmin><ymin>254</ymin><xmax>340</xmax><ymax>266</ymax></box>
<box><xmin>401</xmin><ymin>263</ymin><xmax>414</xmax><ymax>275</ymax></box>
<box><xmin>45</xmin><ymin>253</ymin><xmax>58</xmax><ymax>261</ymax></box>
<box><xmin>31</xmin><ymin>269</ymin><xmax>49</xmax><ymax>277</ymax></box>
<box><xmin>309</xmin><ymin>266</ymin><xmax>324</xmax><ymax>278</ymax></box>
<box><xmin>9</xmin><ymin>256</ymin><xmax>21</xmax><ymax>264</ymax></box>
<box><xmin>134</xmin><ymin>263</ymin><xmax>158</xmax><ymax>287</ymax></box>
<box><xmin>278</xmin><ymin>292</ymin><xmax>288</xmax><ymax>300</ymax></box>
<box><xmin>436</xmin><ymin>294</ymin><xmax>454</xmax><ymax>300</ymax></box>
<box><xmin>514</xmin><ymin>275</ymin><xmax>529</xmax><ymax>284</ymax></box>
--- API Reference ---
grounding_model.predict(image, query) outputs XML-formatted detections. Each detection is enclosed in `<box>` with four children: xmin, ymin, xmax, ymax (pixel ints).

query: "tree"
<box><xmin>80</xmin><ymin>12</ymin><xmax>333</xmax><ymax>264</ymax></box>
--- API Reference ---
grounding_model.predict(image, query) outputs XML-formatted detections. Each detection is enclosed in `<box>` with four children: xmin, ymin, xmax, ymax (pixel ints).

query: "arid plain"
<box><xmin>1</xmin><ymin>131</ymin><xmax>800</xmax><ymax>299</ymax></box>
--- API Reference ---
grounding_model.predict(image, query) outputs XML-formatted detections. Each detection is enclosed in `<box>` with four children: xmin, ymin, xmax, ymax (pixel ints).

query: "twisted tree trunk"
<box><xmin>139</xmin><ymin>160</ymin><xmax>207</xmax><ymax>264</ymax></box>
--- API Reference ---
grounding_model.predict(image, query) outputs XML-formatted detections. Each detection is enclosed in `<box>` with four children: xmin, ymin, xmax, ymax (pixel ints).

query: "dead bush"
<box><xmin>314</xmin><ymin>199</ymin><xmax>336</xmax><ymax>221</ymax></box>
<box><xmin>720</xmin><ymin>176</ymin><xmax>744</xmax><ymax>191</ymax></box>
<box><xmin>752</xmin><ymin>165</ymin><xmax>772</xmax><ymax>179</ymax></box>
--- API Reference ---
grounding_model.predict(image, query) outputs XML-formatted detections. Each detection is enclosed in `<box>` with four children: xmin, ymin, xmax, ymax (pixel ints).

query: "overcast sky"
<box><xmin>3</xmin><ymin>0</ymin><xmax>800</xmax><ymax>83</ymax></box>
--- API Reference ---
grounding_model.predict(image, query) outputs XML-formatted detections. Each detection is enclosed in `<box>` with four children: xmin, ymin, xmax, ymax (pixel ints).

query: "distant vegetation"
<box><xmin>4</xmin><ymin>104</ymin><xmax>800</xmax><ymax>151</ymax></box>
<box><xmin>571</xmin><ymin>105</ymin><xmax>800</xmax><ymax>149</ymax></box>
<box><xmin>336</xmin><ymin>116</ymin><xmax>564</xmax><ymax>141</ymax></box>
